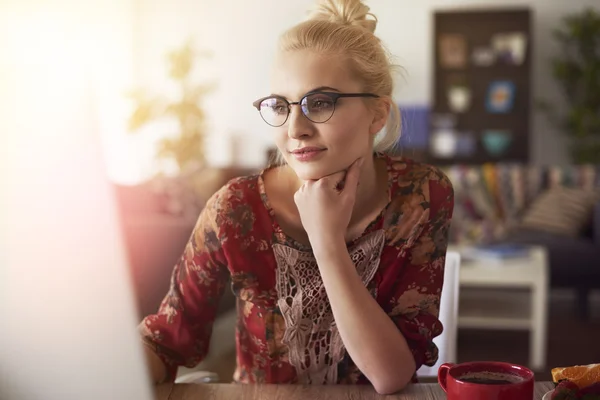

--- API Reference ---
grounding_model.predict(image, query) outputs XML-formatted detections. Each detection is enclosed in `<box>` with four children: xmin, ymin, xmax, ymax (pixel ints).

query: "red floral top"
<box><xmin>140</xmin><ymin>154</ymin><xmax>454</xmax><ymax>385</ymax></box>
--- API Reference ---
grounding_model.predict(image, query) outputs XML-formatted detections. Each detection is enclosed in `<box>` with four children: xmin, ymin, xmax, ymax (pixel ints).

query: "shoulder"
<box><xmin>385</xmin><ymin>155</ymin><xmax>453</xmax><ymax>206</ymax></box>
<box><xmin>209</xmin><ymin>174</ymin><xmax>262</xmax><ymax>209</ymax></box>
<box><xmin>382</xmin><ymin>155</ymin><xmax>454</xmax><ymax>232</ymax></box>
<box><xmin>386</xmin><ymin>155</ymin><xmax>452</xmax><ymax>191</ymax></box>
<box><xmin>196</xmin><ymin>174</ymin><xmax>264</xmax><ymax>237</ymax></box>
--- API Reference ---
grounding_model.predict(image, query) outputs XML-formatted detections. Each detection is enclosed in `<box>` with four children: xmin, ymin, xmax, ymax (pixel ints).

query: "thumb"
<box><xmin>343</xmin><ymin>157</ymin><xmax>363</xmax><ymax>192</ymax></box>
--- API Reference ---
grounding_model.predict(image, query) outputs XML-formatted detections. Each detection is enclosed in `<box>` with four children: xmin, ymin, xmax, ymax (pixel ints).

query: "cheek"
<box><xmin>328</xmin><ymin>114</ymin><xmax>372</xmax><ymax>146</ymax></box>
<box><xmin>326</xmin><ymin>128</ymin><xmax>356</xmax><ymax>144</ymax></box>
<box><xmin>273</xmin><ymin>128</ymin><xmax>291</xmax><ymax>161</ymax></box>
<box><xmin>273</xmin><ymin>127</ymin><xmax>287</xmax><ymax>148</ymax></box>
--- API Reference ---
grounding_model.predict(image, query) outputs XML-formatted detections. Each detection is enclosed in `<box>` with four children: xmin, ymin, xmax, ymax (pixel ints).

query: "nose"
<box><xmin>287</xmin><ymin>104</ymin><xmax>315</xmax><ymax>140</ymax></box>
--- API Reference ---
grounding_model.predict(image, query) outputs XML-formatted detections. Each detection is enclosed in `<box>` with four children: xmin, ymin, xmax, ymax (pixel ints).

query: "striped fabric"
<box><xmin>441</xmin><ymin>164</ymin><xmax>600</xmax><ymax>244</ymax></box>
<box><xmin>521</xmin><ymin>187</ymin><xmax>600</xmax><ymax>237</ymax></box>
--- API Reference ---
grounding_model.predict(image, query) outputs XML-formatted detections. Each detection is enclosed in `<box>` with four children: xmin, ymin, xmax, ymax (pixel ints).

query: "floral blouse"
<box><xmin>140</xmin><ymin>153</ymin><xmax>454</xmax><ymax>385</ymax></box>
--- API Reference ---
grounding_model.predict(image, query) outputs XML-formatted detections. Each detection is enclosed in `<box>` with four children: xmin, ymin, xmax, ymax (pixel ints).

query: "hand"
<box><xmin>294</xmin><ymin>157</ymin><xmax>363</xmax><ymax>247</ymax></box>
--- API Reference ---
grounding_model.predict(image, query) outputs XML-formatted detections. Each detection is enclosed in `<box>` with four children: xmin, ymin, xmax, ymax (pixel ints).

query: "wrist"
<box><xmin>310</xmin><ymin>235</ymin><xmax>347</xmax><ymax>261</ymax></box>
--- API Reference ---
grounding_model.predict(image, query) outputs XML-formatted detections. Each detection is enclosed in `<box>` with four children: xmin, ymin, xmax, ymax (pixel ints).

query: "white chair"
<box><xmin>417</xmin><ymin>251</ymin><xmax>461</xmax><ymax>378</ymax></box>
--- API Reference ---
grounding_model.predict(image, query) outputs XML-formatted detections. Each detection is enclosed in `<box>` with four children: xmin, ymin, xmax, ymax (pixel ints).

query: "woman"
<box><xmin>141</xmin><ymin>0</ymin><xmax>454</xmax><ymax>394</ymax></box>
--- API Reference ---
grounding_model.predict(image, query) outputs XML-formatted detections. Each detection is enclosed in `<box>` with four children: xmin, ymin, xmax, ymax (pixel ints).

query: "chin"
<box><xmin>288</xmin><ymin>161</ymin><xmax>341</xmax><ymax>181</ymax></box>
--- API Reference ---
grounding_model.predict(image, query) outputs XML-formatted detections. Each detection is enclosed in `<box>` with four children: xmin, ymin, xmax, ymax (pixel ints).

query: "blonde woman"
<box><xmin>141</xmin><ymin>0</ymin><xmax>454</xmax><ymax>394</ymax></box>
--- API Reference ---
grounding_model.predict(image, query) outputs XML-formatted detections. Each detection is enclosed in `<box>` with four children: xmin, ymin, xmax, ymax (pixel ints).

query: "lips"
<box><xmin>290</xmin><ymin>147</ymin><xmax>326</xmax><ymax>154</ymax></box>
<box><xmin>289</xmin><ymin>147</ymin><xmax>326</xmax><ymax>162</ymax></box>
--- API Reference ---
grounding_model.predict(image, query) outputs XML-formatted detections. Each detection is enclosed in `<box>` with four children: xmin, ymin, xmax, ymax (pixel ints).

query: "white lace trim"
<box><xmin>272</xmin><ymin>230</ymin><xmax>385</xmax><ymax>384</ymax></box>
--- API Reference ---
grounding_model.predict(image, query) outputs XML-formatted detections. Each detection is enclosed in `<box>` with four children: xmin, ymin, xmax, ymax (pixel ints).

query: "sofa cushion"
<box><xmin>443</xmin><ymin>164</ymin><xmax>600</xmax><ymax>244</ymax></box>
<box><xmin>520</xmin><ymin>187</ymin><xmax>600</xmax><ymax>237</ymax></box>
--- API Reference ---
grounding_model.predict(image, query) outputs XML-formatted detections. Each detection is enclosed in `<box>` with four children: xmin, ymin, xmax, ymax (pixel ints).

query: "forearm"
<box><xmin>313</xmin><ymin>238</ymin><xmax>416</xmax><ymax>394</ymax></box>
<box><xmin>143</xmin><ymin>344</ymin><xmax>167</xmax><ymax>384</ymax></box>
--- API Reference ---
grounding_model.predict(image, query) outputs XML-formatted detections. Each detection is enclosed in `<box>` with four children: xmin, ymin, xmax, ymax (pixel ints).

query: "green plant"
<box><xmin>539</xmin><ymin>8</ymin><xmax>600</xmax><ymax>164</ymax></box>
<box><xmin>127</xmin><ymin>40</ymin><xmax>213</xmax><ymax>172</ymax></box>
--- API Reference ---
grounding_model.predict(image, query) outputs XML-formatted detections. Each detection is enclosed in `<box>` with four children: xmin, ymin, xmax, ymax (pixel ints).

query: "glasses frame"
<box><xmin>252</xmin><ymin>91</ymin><xmax>380</xmax><ymax>127</ymax></box>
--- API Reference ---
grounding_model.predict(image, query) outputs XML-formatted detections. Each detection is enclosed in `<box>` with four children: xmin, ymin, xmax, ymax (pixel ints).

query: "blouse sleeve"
<box><xmin>139</xmin><ymin>188</ymin><xmax>230</xmax><ymax>381</ymax></box>
<box><xmin>387</xmin><ymin>172</ymin><xmax>454</xmax><ymax>370</ymax></box>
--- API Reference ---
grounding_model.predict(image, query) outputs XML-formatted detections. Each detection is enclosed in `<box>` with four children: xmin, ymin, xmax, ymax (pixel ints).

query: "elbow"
<box><xmin>372</xmin><ymin>372</ymin><xmax>414</xmax><ymax>395</ymax></box>
<box><xmin>373</xmin><ymin>379</ymin><xmax>410</xmax><ymax>395</ymax></box>
<box><xmin>370</xmin><ymin>348</ymin><xmax>417</xmax><ymax>394</ymax></box>
<box><xmin>374</xmin><ymin>384</ymin><xmax>400</xmax><ymax>396</ymax></box>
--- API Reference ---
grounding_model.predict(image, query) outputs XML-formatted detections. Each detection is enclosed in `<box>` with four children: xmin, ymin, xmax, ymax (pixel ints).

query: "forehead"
<box><xmin>270</xmin><ymin>50</ymin><xmax>362</xmax><ymax>99</ymax></box>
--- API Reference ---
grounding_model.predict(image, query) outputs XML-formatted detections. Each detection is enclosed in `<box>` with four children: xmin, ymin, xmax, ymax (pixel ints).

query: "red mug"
<box><xmin>438</xmin><ymin>361</ymin><xmax>535</xmax><ymax>400</ymax></box>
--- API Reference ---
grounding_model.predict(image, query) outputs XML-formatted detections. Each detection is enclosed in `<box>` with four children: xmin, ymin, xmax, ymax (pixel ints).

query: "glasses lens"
<box><xmin>302</xmin><ymin>93</ymin><xmax>335</xmax><ymax>123</ymax></box>
<box><xmin>259</xmin><ymin>97</ymin><xmax>288</xmax><ymax>126</ymax></box>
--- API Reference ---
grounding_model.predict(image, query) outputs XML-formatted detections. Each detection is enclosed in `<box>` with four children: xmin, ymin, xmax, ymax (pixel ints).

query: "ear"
<box><xmin>369</xmin><ymin>97</ymin><xmax>390</xmax><ymax>135</ymax></box>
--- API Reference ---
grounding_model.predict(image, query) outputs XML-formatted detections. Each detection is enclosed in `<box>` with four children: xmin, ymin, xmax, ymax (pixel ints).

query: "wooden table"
<box><xmin>155</xmin><ymin>382</ymin><xmax>554</xmax><ymax>399</ymax></box>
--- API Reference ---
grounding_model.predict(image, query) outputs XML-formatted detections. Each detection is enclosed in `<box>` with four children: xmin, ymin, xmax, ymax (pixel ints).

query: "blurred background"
<box><xmin>2</xmin><ymin>0</ymin><xmax>599</xmax><ymax>387</ymax></box>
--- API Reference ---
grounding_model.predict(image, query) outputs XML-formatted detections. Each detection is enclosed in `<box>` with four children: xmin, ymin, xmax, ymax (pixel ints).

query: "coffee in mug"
<box><xmin>438</xmin><ymin>361</ymin><xmax>534</xmax><ymax>400</ymax></box>
<box><xmin>457</xmin><ymin>371</ymin><xmax>526</xmax><ymax>385</ymax></box>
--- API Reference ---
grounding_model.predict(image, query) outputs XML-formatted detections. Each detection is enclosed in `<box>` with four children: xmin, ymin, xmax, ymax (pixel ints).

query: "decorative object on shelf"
<box><xmin>537</xmin><ymin>8</ymin><xmax>600</xmax><ymax>164</ymax></box>
<box><xmin>447</xmin><ymin>85</ymin><xmax>472</xmax><ymax>113</ymax></box>
<box><xmin>492</xmin><ymin>32</ymin><xmax>528</xmax><ymax>65</ymax></box>
<box><xmin>486</xmin><ymin>81</ymin><xmax>516</xmax><ymax>113</ymax></box>
<box><xmin>126</xmin><ymin>39</ymin><xmax>217</xmax><ymax>217</ymax></box>
<box><xmin>430</xmin><ymin>129</ymin><xmax>458</xmax><ymax>158</ymax></box>
<box><xmin>482</xmin><ymin>130</ymin><xmax>513</xmax><ymax>156</ymax></box>
<box><xmin>439</xmin><ymin>33</ymin><xmax>468</xmax><ymax>69</ymax></box>
<box><xmin>471</xmin><ymin>46</ymin><xmax>496</xmax><ymax>67</ymax></box>
<box><xmin>455</xmin><ymin>131</ymin><xmax>477</xmax><ymax>156</ymax></box>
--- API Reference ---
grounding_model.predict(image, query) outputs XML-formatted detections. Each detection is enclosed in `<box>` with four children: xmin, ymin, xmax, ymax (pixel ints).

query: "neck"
<box><xmin>285</xmin><ymin>154</ymin><xmax>383</xmax><ymax>215</ymax></box>
<box><xmin>353</xmin><ymin>154</ymin><xmax>380</xmax><ymax>214</ymax></box>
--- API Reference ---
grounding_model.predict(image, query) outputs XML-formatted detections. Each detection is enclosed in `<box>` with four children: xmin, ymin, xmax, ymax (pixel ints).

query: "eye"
<box><xmin>261</xmin><ymin>98</ymin><xmax>288</xmax><ymax>115</ymax></box>
<box><xmin>307</xmin><ymin>94</ymin><xmax>334</xmax><ymax>111</ymax></box>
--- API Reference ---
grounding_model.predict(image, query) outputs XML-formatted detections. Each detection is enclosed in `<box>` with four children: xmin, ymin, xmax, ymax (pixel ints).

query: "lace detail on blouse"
<box><xmin>272</xmin><ymin>230</ymin><xmax>386</xmax><ymax>384</ymax></box>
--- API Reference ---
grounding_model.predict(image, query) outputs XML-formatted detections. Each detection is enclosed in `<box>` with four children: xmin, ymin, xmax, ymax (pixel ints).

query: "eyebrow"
<box><xmin>307</xmin><ymin>86</ymin><xmax>340</xmax><ymax>93</ymax></box>
<box><xmin>270</xmin><ymin>86</ymin><xmax>341</xmax><ymax>99</ymax></box>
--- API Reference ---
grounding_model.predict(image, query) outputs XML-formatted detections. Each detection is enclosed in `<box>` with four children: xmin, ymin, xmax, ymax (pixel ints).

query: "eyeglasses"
<box><xmin>252</xmin><ymin>91</ymin><xmax>380</xmax><ymax>127</ymax></box>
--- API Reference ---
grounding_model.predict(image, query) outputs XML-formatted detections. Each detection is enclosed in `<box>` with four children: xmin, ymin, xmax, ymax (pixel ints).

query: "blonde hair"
<box><xmin>274</xmin><ymin>0</ymin><xmax>401</xmax><ymax>161</ymax></box>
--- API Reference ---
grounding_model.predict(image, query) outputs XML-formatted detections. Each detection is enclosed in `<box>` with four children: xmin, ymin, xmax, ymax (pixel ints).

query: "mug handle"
<box><xmin>438</xmin><ymin>363</ymin><xmax>454</xmax><ymax>393</ymax></box>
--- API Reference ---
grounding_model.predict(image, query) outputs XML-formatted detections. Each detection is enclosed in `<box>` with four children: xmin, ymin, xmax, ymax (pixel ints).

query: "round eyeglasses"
<box><xmin>252</xmin><ymin>91</ymin><xmax>380</xmax><ymax>127</ymax></box>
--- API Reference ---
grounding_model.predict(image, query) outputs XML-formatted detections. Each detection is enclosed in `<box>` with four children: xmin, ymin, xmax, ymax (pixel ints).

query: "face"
<box><xmin>265</xmin><ymin>49</ymin><xmax>387</xmax><ymax>181</ymax></box>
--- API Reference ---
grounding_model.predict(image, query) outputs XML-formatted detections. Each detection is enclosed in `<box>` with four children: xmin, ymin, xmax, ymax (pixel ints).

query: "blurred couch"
<box><xmin>443</xmin><ymin>163</ymin><xmax>600</xmax><ymax>318</ymax></box>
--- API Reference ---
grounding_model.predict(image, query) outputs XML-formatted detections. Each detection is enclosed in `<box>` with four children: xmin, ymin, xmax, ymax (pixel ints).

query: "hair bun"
<box><xmin>309</xmin><ymin>0</ymin><xmax>378</xmax><ymax>33</ymax></box>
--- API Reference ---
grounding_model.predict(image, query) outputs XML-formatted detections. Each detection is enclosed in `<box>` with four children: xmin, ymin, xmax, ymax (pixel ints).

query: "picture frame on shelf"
<box><xmin>439</xmin><ymin>33</ymin><xmax>468</xmax><ymax>69</ymax></box>
<box><xmin>486</xmin><ymin>80</ymin><xmax>516</xmax><ymax>114</ymax></box>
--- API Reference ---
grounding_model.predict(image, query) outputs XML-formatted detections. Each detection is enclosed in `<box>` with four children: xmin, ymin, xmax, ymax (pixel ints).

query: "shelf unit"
<box><xmin>429</xmin><ymin>8</ymin><xmax>532</xmax><ymax>165</ymax></box>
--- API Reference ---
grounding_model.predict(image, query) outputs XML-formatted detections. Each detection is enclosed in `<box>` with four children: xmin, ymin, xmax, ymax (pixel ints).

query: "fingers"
<box><xmin>343</xmin><ymin>157</ymin><xmax>363</xmax><ymax>192</ymax></box>
<box><xmin>321</xmin><ymin>170</ymin><xmax>347</xmax><ymax>189</ymax></box>
<box><xmin>317</xmin><ymin>157</ymin><xmax>363</xmax><ymax>192</ymax></box>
